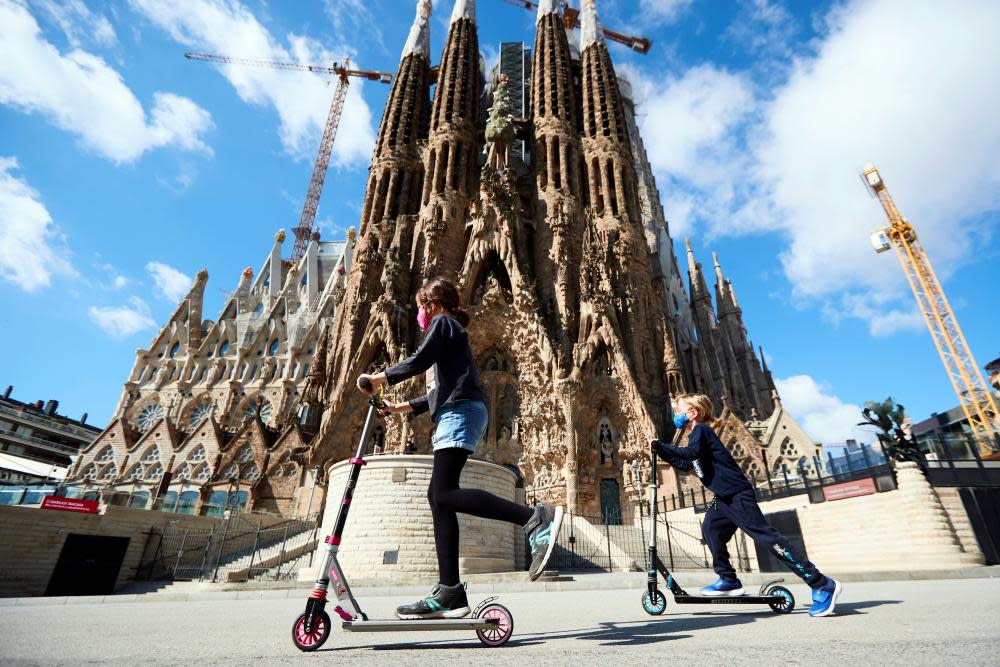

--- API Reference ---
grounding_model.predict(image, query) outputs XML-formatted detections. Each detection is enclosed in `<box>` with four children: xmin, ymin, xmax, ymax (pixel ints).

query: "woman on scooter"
<box><xmin>651</xmin><ymin>393</ymin><xmax>843</xmax><ymax>617</ymax></box>
<box><xmin>358</xmin><ymin>277</ymin><xmax>564</xmax><ymax>619</ymax></box>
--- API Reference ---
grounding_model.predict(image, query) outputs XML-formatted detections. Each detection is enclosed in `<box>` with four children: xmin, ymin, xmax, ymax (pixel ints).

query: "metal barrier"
<box><xmin>543</xmin><ymin>509</ymin><xmax>750</xmax><ymax>573</ymax></box>
<box><xmin>136</xmin><ymin>513</ymin><xmax>320</xmax><ymax>583</ymax></box>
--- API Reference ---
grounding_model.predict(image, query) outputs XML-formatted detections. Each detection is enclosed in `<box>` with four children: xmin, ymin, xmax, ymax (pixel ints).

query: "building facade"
<box><xmin>67</xmin><ymin>0</ymin><xmax>815</xmax><ymax>520</ymax></box>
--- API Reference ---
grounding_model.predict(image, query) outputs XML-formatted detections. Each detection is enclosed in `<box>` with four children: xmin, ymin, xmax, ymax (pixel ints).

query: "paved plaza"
<box><xmin>2</xmin><ymin>578</ymin><xmax>999</xmax><ymax>666</ymax></box>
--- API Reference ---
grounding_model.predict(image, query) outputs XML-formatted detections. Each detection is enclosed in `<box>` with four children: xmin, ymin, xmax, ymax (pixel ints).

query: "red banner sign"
<box><xmin>40</xmin><ymin>496</ymin><xmax>99</xmax><ymax>514</ymax></box>
<box><xmin>822</xmin><ymin>477</ymin><xmax>877</xmax><ymax>502</ymax></box>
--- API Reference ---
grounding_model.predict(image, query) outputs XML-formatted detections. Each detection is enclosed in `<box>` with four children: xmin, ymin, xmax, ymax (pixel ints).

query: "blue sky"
<box><xmin>1</xmin><ymin>0</ymin><xmax>997</xmax><ymax>445</ymax></box>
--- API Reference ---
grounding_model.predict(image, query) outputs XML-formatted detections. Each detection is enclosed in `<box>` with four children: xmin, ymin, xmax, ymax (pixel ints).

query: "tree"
<box><xmin>857</xmin><ymin>397</ymin><xmax>923</xmax><ymax>465</ymax></box>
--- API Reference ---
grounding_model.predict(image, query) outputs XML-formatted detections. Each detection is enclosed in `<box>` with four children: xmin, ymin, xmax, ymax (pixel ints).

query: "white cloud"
<box><xmin>639</xmin><ymin>0</ymin><xmax>693</xmax><ymax>25</ymax></box>
<box><xmin>631</xmin><ymin>0</ymin><xmax>1000</xmax><ymax>333</ymax></box>
<box><xmin>0</xmin><ymin>156</ymin><xmax>75</xmax><ymax>291</ymax></box>
<box><xmin>0</xmin><ymin>1</ymin><xmax>213</xmax><ymax>163</ymax></box>
<box><xmin>147</xmin><ymin>261</ymin><xmax>191</xmax><ymax>302</ymax></box>
<box><xmin>775</xmin><ymin>375</ymin><xmax>869</xmax><ymax>444</ymax></box>
<box><xmin>113</xmin><ymin>275</ymin><xmax>128</xmax><ymax>289</ymax></box>
<box><xmin>88</xmin><ymin>297</ymin><xmax>156</xmax><ymax>338</ymax></box>
<box><xmin>35</xmin><ymin>0</ymin><xmax>117</xmax><ymax>48</ymax></box>
<box><xmin>129</xmin><ymin>0</ymin><xmax>377</xmax><ymax>167</ymax></box>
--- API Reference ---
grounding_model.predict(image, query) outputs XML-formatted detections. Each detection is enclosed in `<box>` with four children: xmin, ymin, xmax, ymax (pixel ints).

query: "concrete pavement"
<box><xmin>2</xmin><ymin>578</ymin><xmax>999</xmax><ymax>666</ymax></box>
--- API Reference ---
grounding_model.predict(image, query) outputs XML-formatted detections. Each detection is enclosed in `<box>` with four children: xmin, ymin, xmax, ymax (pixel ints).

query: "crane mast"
<box><xmin>184</xmin><ymin>53</ymin><xmax>392</xmax><ymax>260</ymax></box>
<box><xmin>863</xmin><ymin>163</ymin><xmax>999</xmax><ymax>457</ymax></box>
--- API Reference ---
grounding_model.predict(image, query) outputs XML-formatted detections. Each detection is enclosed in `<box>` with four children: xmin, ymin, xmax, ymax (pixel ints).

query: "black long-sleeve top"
<box><xmin>383</xmin><ymin>314</ymin><xmax>485</xmax><ymax>421</ymax></box>
<box><xmin>653</xmin><ymin>423</ymin><xmax>753</xmax><ymax>497</ymax></box>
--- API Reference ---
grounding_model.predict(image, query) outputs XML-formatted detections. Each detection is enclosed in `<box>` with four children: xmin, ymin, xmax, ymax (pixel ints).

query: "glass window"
<box><xmin>189</xmin><ymin>403</ymin><xmax>211</xmax><ymax>426</ymax></box>
<box><xmin>128</xmin><ymin>491</ymin><xmax>149</xmax><ymax>509</ymax></box>
<box><xmin>96</xmin><ymin>447</ymin><xmax>114</xmax><ymax>464</ymax></box>
<box><xmin>193</xmin><ymin>463</ymin><xmax>211</xmax><ymax>481</ymax></box>
<box><xmin>218</xmin><ymin>340</ymin><xmax>230</xmax><ymax>356</ymax></box>
<box><xmin>169</xmin><ymin>342</ymin><xmax>180</xmax><ymax>358</ymax></box>
<box><xmin>141</xmin><ymin>446</ymin><xmax>160</xmax><ymax>464</ymax></box>
<box><xmin>268</xmin><ymin>339</ymin><xmax>280</xmax><ymax>356</ymax></box>
<box><xmin>238</xmin><ymin>446</ymin><xmax>253</xmax><ymax>463</ymax></box>
<box><xmin>160</xmin><ymin>490</ymin><xmax>178</xmax><ymax>512</ymax></box>
<box><xmin>137</xmin><ymin>403</ymin><xmax>165</xmax><ymax>431</ymax></box>
<box><xmin>231</xmin><ymin>490</ymin><xmax>249</xmax><ymax>512</ymax></box>
<box><xmin>254</xmin><ymin>303</ymin><xmax>264</xmax><ymax>315</ymax></box>
<box><xmin>189</xmin><ymin>445</ymin><xmax>207</xmax><ymax>462</ymax></box>
<box><xmin>23</xmin><ymin>487</ymin><xmax>55</xmax><ymax>505</ymax></box>
<box><xmin>177</xmin><ymin>491</ymin><xmax>199</xmax><ymax>515</ymax></box>
<box><xmin>205</xmin><ymin>490</ymin><xmax>228</xmax><ymax>516</ymax></box>
<box><xmin>0</xmin><ymin>489</ymin><xmax>24</xmax><ymax>506</ymax></box>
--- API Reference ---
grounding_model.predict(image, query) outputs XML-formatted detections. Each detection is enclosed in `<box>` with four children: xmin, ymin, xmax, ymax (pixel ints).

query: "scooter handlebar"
<box><xmin>358</xmin><ymin>376</ymin><xmax>373</xmax><ymax>392</ymax></box>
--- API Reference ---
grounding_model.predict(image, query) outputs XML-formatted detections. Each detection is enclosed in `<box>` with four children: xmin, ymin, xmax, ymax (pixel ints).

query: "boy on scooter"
<box><xmin>651</xmin><ymin>393</ymin><xmax>843</xmax><ymax>617</ymax></box>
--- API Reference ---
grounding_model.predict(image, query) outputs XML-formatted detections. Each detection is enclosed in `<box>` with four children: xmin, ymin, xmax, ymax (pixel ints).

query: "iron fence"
<box><xmin>136</xmin><ymin>513</ymin><xmax>320</xmax><ymax>583</ymax></box>
<box><xmin>542</xmin><ymin>509</ymin><xmax>750</xmax><ymax>573</ymax></box>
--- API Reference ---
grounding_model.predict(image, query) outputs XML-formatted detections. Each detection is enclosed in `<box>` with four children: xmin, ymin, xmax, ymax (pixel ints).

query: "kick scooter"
<box><xmin>291</xmin><ymin>378</ymin><xmax>515</xmax><ymax>651</ymax></box>
<box><xmin>641</xmin><ymin>444</ymin><xmax>795</xmax><ymax>616</ymax></box>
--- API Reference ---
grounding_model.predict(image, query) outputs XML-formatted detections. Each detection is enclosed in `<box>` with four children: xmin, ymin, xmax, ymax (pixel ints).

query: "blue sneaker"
<box><xmin>808</xmin><ymin>577</ymin><xmax>842</xmax><ymax>617</ymax></box>
<box><xmin>700</xmin><ymin>577</ymin><xmax>745</xmax><ymax>596</ymax></box>
<box><xmin>524</xmin><ymin>504</ymin><xmax>564</xmax><ymax>581</ymax></box>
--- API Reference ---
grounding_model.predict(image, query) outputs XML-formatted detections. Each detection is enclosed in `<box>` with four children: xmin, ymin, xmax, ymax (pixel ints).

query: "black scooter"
<box><xmin>641</xmin><ymin>442</ymin><xmax>795</xmax><ymax>616</ymax></box>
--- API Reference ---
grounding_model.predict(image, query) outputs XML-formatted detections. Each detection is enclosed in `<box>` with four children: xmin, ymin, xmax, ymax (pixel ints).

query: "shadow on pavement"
<box><xmin>321</xmin><ymin>599</ymin><xmax>904</xmax><ymax>651</ymax></box>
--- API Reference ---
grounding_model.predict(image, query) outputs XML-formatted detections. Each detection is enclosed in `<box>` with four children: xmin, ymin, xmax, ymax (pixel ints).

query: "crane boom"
<box><xmin>864</xmin><ymin>163</ymin><xmax>999</xmax><ymax>456</ymax></box>
<box><xmin>185</xmin><ymin>52</ymin><xmax>392</xmax><ymax>260</ymax></box>
<box><xmin>499</xmin><ymin>0</ymin><xmax>652</xmax><ymax>54</ymax></box>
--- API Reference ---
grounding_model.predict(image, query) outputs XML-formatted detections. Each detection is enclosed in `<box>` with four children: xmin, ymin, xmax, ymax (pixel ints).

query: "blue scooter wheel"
<box><xmin>767</xmin><ymin>586</ymin><xmax>794</xmax><ymax>614</ymax></box>
<box><xmin>641</xmin><ymin>590</ymin><xmax>667</xmax><ymax>615</ymax></box>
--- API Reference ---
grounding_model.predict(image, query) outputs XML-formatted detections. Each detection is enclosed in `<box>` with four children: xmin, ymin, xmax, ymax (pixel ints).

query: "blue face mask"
<box><xmin>673</xmin><ymin>412</ymin><xmax>690</xmax><ymax>429</ymax></box>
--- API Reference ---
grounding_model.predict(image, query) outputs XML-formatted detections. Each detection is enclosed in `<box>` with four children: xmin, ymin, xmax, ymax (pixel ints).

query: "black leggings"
<box><xmin>428</xmin><ymin>448</ymin><xmax>534</xmax><ymax>586</ymax></box>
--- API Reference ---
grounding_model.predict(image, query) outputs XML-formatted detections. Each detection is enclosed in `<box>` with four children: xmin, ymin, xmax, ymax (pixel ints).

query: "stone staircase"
<box><xmin>217</xmin><ymin>524</ymin><xmax>319</xmax><ymax>583</ymax></box>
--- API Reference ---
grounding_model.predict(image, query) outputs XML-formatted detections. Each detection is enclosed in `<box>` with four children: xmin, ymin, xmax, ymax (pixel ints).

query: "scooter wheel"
<box><xmin>767</xmin><ymin>586</ymin><xmax>794</xmax><ymax>615</ymax></box>
<box><xmin>292</xmin><ymin>611</ymin><xmax>332</xmax><ymax>651</ymax></box>
<box><xmin>641</xmin><ymin>590</ymin><xmax>667</xmax><ymax>615</ymax></box>
<box><xmin>476</xmin><ymin>603</ymin><xmax>514</xmax><ymax>647</ymax></box>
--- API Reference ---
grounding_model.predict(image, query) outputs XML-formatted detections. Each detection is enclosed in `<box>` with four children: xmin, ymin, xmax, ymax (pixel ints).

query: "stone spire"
<box><xmin>686</xmin><ymin>239</ymin><xmax>710</xmax><ymax>302</ymax></box>
<box><xmin>450</xmin><ymin>0</ymin><xmax>475</xmax><ymax>24</ymax></box>
<box><xmin>401</xmin><ymin>0</ymin><xmax>432</xmax><ymax>61</ymax></box>
<box><xmin>580</xmin><ymin>0</ymin><xmax>605</xmax><ymax>50</ymax></box>
<box><xmin>536</xmin><ymin>0</ymin><xmax>561</xmax><ymax>22</ymax></box>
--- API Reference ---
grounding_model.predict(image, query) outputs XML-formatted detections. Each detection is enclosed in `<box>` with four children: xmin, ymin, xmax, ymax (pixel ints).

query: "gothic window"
<box><xmin>237</xmin><ymin>446</ymin><xmax>253</xmax><ymax>463</ymax></box>
<box><xmin>731</xmin><ymin>442</ymin><xmax>745</xmax><ymax>459</ymax></box>
<box><xmin>99</xmin><ymin>463</ymin><xmax>116</xmax><ymax>481</ymax></box>
<box><xmin>169</xmin><ymin>342</ymin><xmax>180</xmax><ymax>358</ymax></box>
<box><xmin>144</xmin><ymin>462</ymin><xmax>164</xmax><ymax>481</ymax></box>
<box><xmin>193</xmin><ymin>463</ymin><xmax>211</xmax><ymax>482</ymax></box>
<box><xmin>136</xmin><ymin>403</ymin><xmax>165</xmax><ymax>431</ymax></box>
<box><xmin>176</xmin><ymin>463</ymin><xmax>192</xmax><ymax>480</ymax></box>
<box><xmin>81</xmin><ymin>463</ymin><xmax>98</xmax><ymax>480</ymax></box>
<box><xmin>772</xmin><ymin>458</ymin><xmax>786</xmax><ymax>473</ymax></box>
<box><xmin>218</xmin><ymin>340</ymin><xmax>230</xmax><ymax>356</ymax></box>
<box><xmin>126</xmin><ymin>464</ymin><xmax>143</xmax><ymax>481</ymax></box>
<box><xmin>242</xmin><ymin>463</ymin><xmax>260</xmax><ymax>482</ymax></box>
<box><xmin>189</xmin><ymin>403</ymin><xmax>211</xmax><ymax>426</ymax></box>
<box><xmin>222</xmin><ymin>463</ymin><xmax>239</xmax><ymax>480</ymax></box>
<box><xmin>243</xmin><ymin>398</ymin><xmax>272</xmax><ymax>422</ymax></box>
<box><xmin>779</xmin><ymin>438</ymin><xmax>797</xmax><ymax>458</ymax></box>
<box><xmin>95</xmin><ymin>447</ymin><xmax>114</xmax><ymax>464</ymax></box>
<box><xmin>268</xmin><ymin>339</ymin><xmax>280</xmax><ymax>356</ymax></box>
<box><xmin>746</xmin><ymin>461</ymin><xmax>761</xmax><ymax>479</ymax></box>
<box><xmin>188</xmin><ymin>445</ymin><xmax>207</xmax><ymax>463</ymax></box>
<box><xmin>141</xmin><ymin>446</ymin><xmax>160</xmax><ymax>465</ymax></box>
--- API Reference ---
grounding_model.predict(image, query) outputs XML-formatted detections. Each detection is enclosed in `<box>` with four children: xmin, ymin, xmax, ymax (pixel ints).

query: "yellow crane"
<box><xmin>185</xmin><ymin>53</ymin><xmax>392</xmax><ymax>260</ymax></box>
<box><xmin>863</xmin><ymin>162</ymin><xmax>999</xmax><ymax>457</ymax></box>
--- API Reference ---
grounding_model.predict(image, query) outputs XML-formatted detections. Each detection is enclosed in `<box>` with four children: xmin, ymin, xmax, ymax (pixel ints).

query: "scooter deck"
<box><xmin>343</xmin><ymin>618</ymin><xmax>498</xmax><ymax>632</ymax></box>
<box><xmin>672</xmin><ymin>594</ymin><xmax>781</xmax><ymax>605</ymax></box>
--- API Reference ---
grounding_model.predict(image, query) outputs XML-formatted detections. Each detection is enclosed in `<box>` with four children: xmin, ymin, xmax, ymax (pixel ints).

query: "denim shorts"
<box><xmin>431</xmin><ymin>401</ymin><xmax>488</xmax><ymax>453</ymax></box>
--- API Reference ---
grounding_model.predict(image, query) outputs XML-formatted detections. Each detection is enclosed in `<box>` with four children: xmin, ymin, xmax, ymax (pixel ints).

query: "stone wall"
<box><xmin>309</xmin><ymin>455</ymin><xmax>522</xmax><ymax>583</ymax></box>
<box><xmin>0</xmin><ymin>505</ymin><xmax>263</xmax><ymax>598</ymax></box>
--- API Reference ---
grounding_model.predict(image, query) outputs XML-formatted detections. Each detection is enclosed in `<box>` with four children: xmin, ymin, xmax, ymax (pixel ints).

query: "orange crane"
<box><xmin>863</xmin><ymin>163</ymin><xmax>999</xmax><ymax>456</ymax></box>
<box><xmin>499</xmin><ymin>0</ymin><xmax>652</xmax><ymax>54</ymax></box>
<box><xmin>185</xmin><ymin>53</ymin><xmax>392</xmax><ymax>260</ymax></box>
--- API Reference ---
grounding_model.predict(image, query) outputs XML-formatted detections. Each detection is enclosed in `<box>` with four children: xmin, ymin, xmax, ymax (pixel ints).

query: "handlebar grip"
<box><xmin>358</xmin><ymin>376</ymin><xmax>372</xmax><ymax>391</ymax></box>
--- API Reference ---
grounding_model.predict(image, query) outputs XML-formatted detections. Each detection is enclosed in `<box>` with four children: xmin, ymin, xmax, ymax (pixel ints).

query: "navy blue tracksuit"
<box><xmin>654</xmin><ymin>424</ymin><xmax>824</xmax><ymax>587</ymax></box>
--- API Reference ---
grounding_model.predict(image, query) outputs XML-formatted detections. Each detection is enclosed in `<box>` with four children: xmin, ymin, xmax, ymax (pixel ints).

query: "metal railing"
<box><xmin>921</xmin><ymin>432</ymin><xmax>1000</xmax><ymax>487</ymax></box>
<box><xmin>136</xmin><ymin>512</ymin><xmax>320</xmax><ymax>583</ymax></box>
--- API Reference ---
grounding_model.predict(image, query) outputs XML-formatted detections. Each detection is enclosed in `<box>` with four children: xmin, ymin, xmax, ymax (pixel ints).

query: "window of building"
<box><xmin>169</xmin><ymin>342</ymin><xmax>180</xmax><ymax>358</ymax></box>
<box><xmin>268</xmin><ymin>339</ymin><xmax>280</xmax><ymax>356</ymax></box>
<box><xmin>218</xmin><ymin>340</ymin><xmax>230</xmax><ymax>357</ymax></box>
<box><xmin>189</xmin><ymin>403</ymin><xmax>211</xmax><ymax>426</ymax></box>
<box><xmin>136</xmin><ymin>404</ymin><xmax>165</xmax><ymax>431</ymax></box>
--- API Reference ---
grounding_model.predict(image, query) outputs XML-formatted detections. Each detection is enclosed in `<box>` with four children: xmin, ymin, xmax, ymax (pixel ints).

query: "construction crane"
<box><xmin>863</xmin><ymin>162</ymin><xmax>999</xmax><ymax>457</ymax></box>
<box><xmin>499</xmin><ymin>0</ymin><xmax>652</xmax><ymax>54</ymax></box>
<box><xmin>185</xmin><ymin>52</ymin><xmax>392</xmax><ymax>260</ymax></box>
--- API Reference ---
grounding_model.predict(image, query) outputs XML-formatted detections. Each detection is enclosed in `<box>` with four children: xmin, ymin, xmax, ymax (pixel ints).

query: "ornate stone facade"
<box><xmin>67</xmin><ymin>0</ymin><xmax>817</xmax><ymax>519</ymax></box>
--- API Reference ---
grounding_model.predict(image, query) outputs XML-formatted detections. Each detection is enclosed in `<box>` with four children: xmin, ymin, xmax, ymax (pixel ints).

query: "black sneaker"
<box><xmin>524</xmin><ymin>504</ymin><xmax>564</xmax><ymax>581</ymax></box>
<box><xmin>395</xmin><ymin>583</ymin><xmax>471</xmax><ymax>620</ymax></box>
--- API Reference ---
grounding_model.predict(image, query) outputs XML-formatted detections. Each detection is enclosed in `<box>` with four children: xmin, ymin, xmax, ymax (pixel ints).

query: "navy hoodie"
<box><xmin>384</xmin><ymin>314</ymin><xmax>485</xmax><ymax>421</ymax></box>
<box><xmin>653</xmin><ymin>423</ymin><xmax>753</xmax><ymax>497</ymax></box>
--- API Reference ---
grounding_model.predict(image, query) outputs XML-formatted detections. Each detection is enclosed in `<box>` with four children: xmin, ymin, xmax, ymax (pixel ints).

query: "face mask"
<box><xmin>673</xmin><ymin>412</ymin><xmax>690</xmax><ymax>429</ymax></box>
<box><xmin>417</xmin><ymin>306</ymin><xmax>432</xmax><ymax>332</ymax></box>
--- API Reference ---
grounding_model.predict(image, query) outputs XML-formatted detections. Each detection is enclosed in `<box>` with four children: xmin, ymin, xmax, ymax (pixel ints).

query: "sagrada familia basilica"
<box><xmin>67</xmin><ymin>0</ymin><xmax>818</xmax><ymax>519</ymax></box>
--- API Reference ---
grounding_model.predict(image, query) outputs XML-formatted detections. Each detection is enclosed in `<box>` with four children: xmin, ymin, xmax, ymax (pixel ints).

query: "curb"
<box><xmin>1</xmin><ymin>565</ymin><xmax>997</xmax><ymax>607</ymax></box>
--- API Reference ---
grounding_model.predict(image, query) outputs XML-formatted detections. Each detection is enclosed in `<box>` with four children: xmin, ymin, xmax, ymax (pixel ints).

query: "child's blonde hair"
<box><xmin>674</xmin><ymin>393</ymin><xmax>718</xmax><ymax>428</ymax></box>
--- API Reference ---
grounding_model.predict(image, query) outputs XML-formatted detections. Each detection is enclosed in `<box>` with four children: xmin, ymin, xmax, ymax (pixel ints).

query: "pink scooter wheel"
<box><xmin>476</xmin><ymin>603</ymin><xmax>514</xmax><ymax>647</ymax></box>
